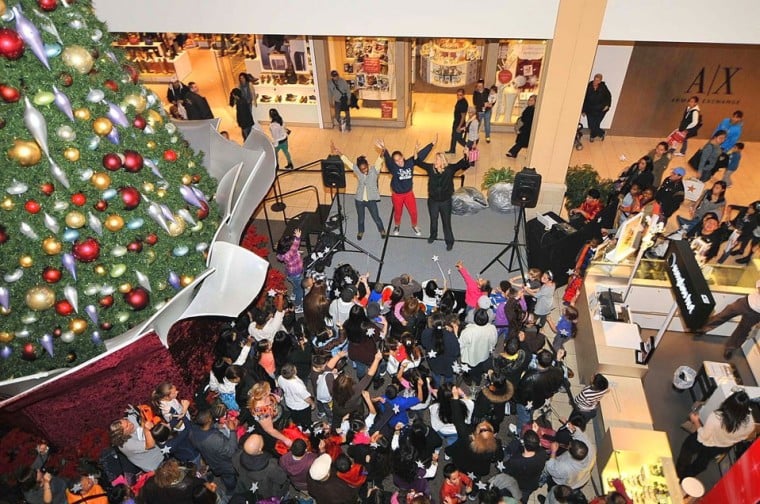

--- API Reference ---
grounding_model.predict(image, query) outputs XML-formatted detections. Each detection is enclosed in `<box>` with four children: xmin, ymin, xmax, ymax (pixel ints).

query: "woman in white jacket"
<box><xmin>269</xmin><ymin>108</ymin><xmax>293</xmax><ymax>170</ymax></box>
<box><xmin>429</xmin><ymin>383</ymin><xmax>473</xmax><ymax>450</ymax></box>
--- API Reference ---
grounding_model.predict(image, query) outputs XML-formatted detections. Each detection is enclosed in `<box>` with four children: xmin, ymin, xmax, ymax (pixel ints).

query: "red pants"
<box><xmin>391</xmin><ymin>191</ymin><xmax>418</xmax><ymax>226</ymax></box>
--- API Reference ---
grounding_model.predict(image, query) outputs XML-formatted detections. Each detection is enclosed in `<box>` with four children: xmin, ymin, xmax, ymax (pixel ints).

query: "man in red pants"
<box><xmin>696</xmin><ymin>279</ymin><xmax>760</xmax><ymax>359</ymax></box>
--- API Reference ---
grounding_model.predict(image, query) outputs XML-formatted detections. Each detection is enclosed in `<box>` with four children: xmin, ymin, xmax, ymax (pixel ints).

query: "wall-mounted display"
<box><xmin>491</xmin><ymin>40</ymin><xmax>546</xmax><ymax>124</ymax></box>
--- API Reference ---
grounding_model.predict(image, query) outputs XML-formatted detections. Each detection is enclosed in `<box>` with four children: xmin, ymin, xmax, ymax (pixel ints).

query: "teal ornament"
<box><xmin>172</xmin><ymin>245</ymin><xmax>189</xmax><ymax>257</ymax></box>
<box><xmin>62</xmin><ymin>228</ymin><xmax>80</xmax><ymax>242</ymax></box>
<box><xmin>127</xmin><ymin>217</ymin><xmax>144</xmax><ymax>230</ymax></box>
<box><xmin>102</xmin><ymin>189</ymin><xmax>117</xmax><ymax>200</ymax></box>
<box><xmin>87</xmin><ymin>136</ymin><xmax>100</xmax><ymax>150</ymax></box>
<box><xmin>44</xmin><ymin>43</ymin><xmax>62</xmax><ymax>58</ymax></box>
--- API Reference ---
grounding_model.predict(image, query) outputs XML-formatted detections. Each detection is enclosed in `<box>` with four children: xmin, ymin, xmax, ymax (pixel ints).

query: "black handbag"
<box><xmin>688</xmin><ymin>149</ymin><xmax>703</xmax><ymax>170</ymax></box>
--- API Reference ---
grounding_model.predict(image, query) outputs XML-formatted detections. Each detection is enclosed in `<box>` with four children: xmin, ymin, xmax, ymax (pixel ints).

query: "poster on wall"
<box><xmin>344</xmin><ymin>37</ymin><xmax>394</xmax><ymax>98</ymax></box>
<box><xmin>255</xmin><ymin>35</ymin><xmax>310</xmax><ymax>73</ymax></box>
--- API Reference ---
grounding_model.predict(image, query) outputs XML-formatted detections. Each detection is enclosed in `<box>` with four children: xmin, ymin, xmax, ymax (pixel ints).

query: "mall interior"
<box><xmin>81</xmin><ymin>0</ymin><xmax>760</xmax><ymax>501</ymax></box>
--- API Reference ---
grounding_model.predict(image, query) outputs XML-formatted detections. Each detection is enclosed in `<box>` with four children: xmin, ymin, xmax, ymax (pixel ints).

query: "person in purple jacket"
<box><xmin>276</xmin><ymin>228</ymin><xmax>303</xmax><ymax>312</ymax></box>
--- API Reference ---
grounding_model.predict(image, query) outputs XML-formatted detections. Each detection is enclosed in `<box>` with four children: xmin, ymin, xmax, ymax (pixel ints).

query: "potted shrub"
<box><xmin>480</xmin><ymin>167</ymin><xmax>516</xmax><ymax>190</ymax></box>
<box><xmin>564</xmin><ymin>164</ymin><xmax>615</xmax><ymax>211</ymax></box>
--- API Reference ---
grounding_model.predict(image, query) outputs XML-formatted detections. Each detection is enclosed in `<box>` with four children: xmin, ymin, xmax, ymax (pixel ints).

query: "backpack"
<box><xmin>316</xmin><ymin>370</ymin><xmax>332</xmax><ymax>403</ymax></box>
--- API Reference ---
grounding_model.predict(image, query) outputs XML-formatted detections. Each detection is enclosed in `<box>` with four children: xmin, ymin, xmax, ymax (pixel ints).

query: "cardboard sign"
<box><xmin>664</xmin><ymin>240</ymin><xmax>715</xmax><ymax>329</ymax></box>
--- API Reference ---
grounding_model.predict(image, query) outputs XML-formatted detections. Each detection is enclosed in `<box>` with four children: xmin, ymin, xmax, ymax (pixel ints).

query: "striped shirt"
<box><xmin>277</xmin><ymin>236</ymin><xmax>302</xmax><ymax>276</ymax></box>
<box><xmin>573</xmin><ymin>385</ymin><xmax>608</xmax><ymax>412</ymax></box>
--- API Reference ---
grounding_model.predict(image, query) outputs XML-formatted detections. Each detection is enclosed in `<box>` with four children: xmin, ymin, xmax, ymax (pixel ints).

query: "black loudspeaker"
<box><xmin>511</xmin><ymin>167</ymin><xmax>542</xmax><ymax>208</ymax></box>
<box><xmin>321</xmin><ymin>155</ymin><xmax>346</xmax><ymax>188</ymax></box>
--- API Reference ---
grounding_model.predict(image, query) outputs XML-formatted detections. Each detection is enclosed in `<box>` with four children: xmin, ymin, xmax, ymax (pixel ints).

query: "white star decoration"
<box><xmin>427</xmin><ymin>349</ymin><xmax>437</xmax><ymax>358</ymax></box>
<box><xmin>267</xmin><ymin>289</ymin><xmax>276</xmax><ymax>297</ymax></box>
<box><xmin>496</xmin><ymin>460</ymin><xmax>506</xmax><ymax>471</ymax></box>
<box><xmin>392</xmin><ymin>404</ymin><xmax>401</xmax><ymax>414</ymax></box>
<box><xmin>71</xmin><ymin>483</ymin><xmax>82</xmax><ymax>493</ymax></box>
<box><xmin>249</xmin><ymin>482</ymin><xmax>259</xmax><ymax>494</ymax></box>
<box><xmin>160</xmin><ymin>445</ymin><xmax>172</xmax><ymax>455</ymax></box>
<box><xmin>416</xmin><ymin>460</ymin><xmax>425</xmax><ymax>468</ymax></box>
<box><xmin>452</xmin><ymin>362</ymin><xmax>462</xmax><ymax>374</ymax></box>
<box><xmin>460</xmin><ymin>363</ymin><xmax>471</xmax><ymax>373</ymax></box>
<box><xmin>467</xmin><ymin>472</ymin><xmax>476</xmax><ymax>480</ymax></box>
<box><xmin>247</xmin><ymin>425</ymin><xmax>256</xmax><ymax>433</ymax></box>
<box><xmin>344</xmin><ymin>276</ymin><xmax>353</xmax><ymax>284</ymax></box>
<box><xmin>317</xmin><ymin>252</ymin><xmax>325</xmax><ymax>258</ymax></box>
<box><xmin>432</xmin><ymin>255</ymin><xmax>439</xmax><ymax>262</ymax></box>
<box><xmin>476</xmin><ymin>481</ymin><xmax>488</xmax><ymax>490</ymax></box>
<box><xmin>566</xmin><ymin>268</ymin><xmax>575</xmax><ymax>276</ymax></box>
<box><xmin>526</xmin><ymin>401</ymin><xmax>533</xmax><ymax>410</ymax></box>
<box><xmin>559</xmin><ymin>328</ymin><xmax>570</xmax><ymax>336</ymax></box>
<box><xmin>508</xmin><ymin>423</ymin><xmax>517</xmax><ymax>434</ymax></box>
<box><xmin>366</xmin><ymin>327</ymin><xmax>376</xmax><ymax>336</ymax></box>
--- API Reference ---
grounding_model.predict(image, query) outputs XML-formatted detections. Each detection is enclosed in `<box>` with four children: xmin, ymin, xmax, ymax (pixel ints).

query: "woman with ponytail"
<box><xmin>421</xmin><ymin>312</ymin><xmax>460</xmax><ymax>386</ymax></box>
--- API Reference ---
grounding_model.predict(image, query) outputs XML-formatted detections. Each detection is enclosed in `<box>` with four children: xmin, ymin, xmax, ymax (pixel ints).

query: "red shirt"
<box><xmin>579</xmin><ymin>199</ymin><xmax>604</xmax><ymax>221</ymax></box>
<box><xmin>440</xmin><ymin>473</ymin><xmax>472</xmax><ymax>504</ymax></box>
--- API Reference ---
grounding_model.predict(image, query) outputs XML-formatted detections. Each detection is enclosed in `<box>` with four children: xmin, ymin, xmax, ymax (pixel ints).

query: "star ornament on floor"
<box><xmin>427</xmin><ymin>349</ymin><xmax>438</xmax><ymax>359</ymax></box>
<box><xmin>432</xmin><ymin>255</ymin><xmax>439</xmax><ymax>262</ymax></box>
<box><xmin>249</xmin><ymin>481</ymin><xmax>259</xmax><ymax>494</ymax></box>
<box><xmin>496</xmin><ymin>460</ymin><xmax>506</xmax><ymax>471</ymax></box>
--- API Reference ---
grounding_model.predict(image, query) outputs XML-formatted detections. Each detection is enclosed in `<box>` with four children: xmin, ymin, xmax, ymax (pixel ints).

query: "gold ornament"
<box><xmin>146</xmin><ymin>249</ymin><xmax>156</xmax><ymax>264</ymax></box>
<box><xmin>1</xmin><ymin>197</ymin><xmax>14</xmax><ymax>211</ymax></box>
<box><xmin>8</xmin><ymin>140</ymin><xmax>42</xmax><ymax>166</ymax></box>
<box><xmin>156</xmin><ymin>188</ymin><xmax>166</xmax><ymax>198</ymax></box>
<box><xmin>65</xmin><ymin>211</ymin><xmax>86</xmax><ymax>229</ymax></box>
<box><xmin>156</xmin><ymin>280</ymin><xmax>167</xmax><ymax>290</ymax></box>
<box><xmin>19</xmin><ymin>255</ymin><xmax>33</xmax><ymax>268</ymax></box>
<box><xmin>104</xmin><ymin>214</ymin><xmax>125</xmax><ymax>232</ymax></box>
<box><xmin>0</xmin><ymin>0</ymin><xmax>6</xmax><ymax>17</ymax></box>
<box><xmin>69</xmin><ymin>318</ymin><xmax>88</xmax><ymax>334</ymax></box>
<box><xmin>25</xmin><ymin>286</ymin><xmax>55</xmax><ymax>311</ymax></box>
<box><xmin>181</xmin><ymin>174</ymin><xmax>192</xmax><ymax>185</ymax></box>
<box><xmin>92</xmin><ymin>117</ymin><xmax>113</xmax><ymax>136</ymax></box>
<box><xmin>74</xmin><ymin>108</ymin><xmax>91</xmax><ymax>121</ymax></box>
<box><xmin>122</xmin><ymin>93</ymin><xmax>147</xmax><ymax>114</ymax></box>
<box><xmin>146</xmin><ymin>140</ymin><xmax>157</xmax><ymax>150</ymax></box>
<box><xmin>188</xmin><ymin>161</ymin><xmax>196</xmax><ymax>169</ymax></box>
<box><xmin>94</xmin><ymin>265</ymin><xmax>106</xmax><ymax>276</ymax></box>
<box><xmin>62</xmin><ymin>45</ymin><xmax>94</xmax><ymax>74</ymax></box>
<box><xmin>146</xmin><ymin>109</ymin><xmax>163</xmax><ymax>127</ymax></box>
<box><xmin>180</xmin><ymin>275</ymin><xmax>194</xmax><ymax>287</ymax></box>
<box><xmin>141</xmin><ymin>182</ymin><xmax>155</xmax><ymax>193</ymax></box>
<box><xmin>0</xmin><ymin>306</ymin><xmax>10</xmax><ymax>315</ymax></box>
<box><xmin>63</xmin><ymin>147</ymin><xmax>80</xmax><ymax>162</ymax></box>
<box><xmin>0</xmin><ymin>331</ymin><xmax>13</xmax><ymax>343</ymax></box>
<box><xmin>118</xmin><ymin>282</ymin><xmax>132</xmax><ymax>293</ymax></box>
<box><xmin>91</xmin><ymin>172</ymin><xmax>111</xmax><ymax>190</ymax></box>
<box><xmin>42</xmin><ymin>237</ymin><xmax>63</xmax><ymax>255</ymax></box>
<box><xmin>167</xmin><ymin>215</ymin><xmax>186</xmax><ymax>237</ymax></box>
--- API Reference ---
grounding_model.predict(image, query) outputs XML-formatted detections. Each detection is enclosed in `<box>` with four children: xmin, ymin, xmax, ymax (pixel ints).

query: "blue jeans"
<box><xmin>353</xmin><ymin>359</ymin><xmax>369</xmax><ymax>379</ymax></box>
<box><xmin>516</xmin><ymin>403</ymin><xmax>533</xmax><ymax>434</ymax></box>
<box><xmin>355</xmin><ymin>199</ymin><xmax>384</xmax><ymax>234</ymax></box>
<box><xmin>287</xmin><ymin>272</ymin><xmax>304</xmax><ymax>307</ymax></box>
<box><xmin>432</xmin><ymin>373</ymin><xmax>454</xmax><ymax>388</ymax></box>
<box><xmin>439</xmin><ymin>432</ymin><xmax>458</xmax><ymax>449</ymax></box>
<box><xmin>480</xmin><ymin>109</ymin><xmax>493</xmax><ymax>138</ymax></box>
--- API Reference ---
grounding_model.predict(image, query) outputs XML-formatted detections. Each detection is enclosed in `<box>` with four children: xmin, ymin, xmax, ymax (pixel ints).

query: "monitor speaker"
<box><xmin>321</xmin><ymin>155</ymin><xmax>346</xmax><ymax>189</ymax></box>
<box><xmin>511</xmin><ymin>167</ymin><xmax>542</xmax><ymax>208</ymax></box>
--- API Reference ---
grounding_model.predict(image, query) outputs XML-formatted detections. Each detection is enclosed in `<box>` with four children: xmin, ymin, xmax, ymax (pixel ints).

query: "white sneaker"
<box><xmin>295</xmin><ymin>306</ymin><xmax>303</xmax><ymax>314</ymax></box>
<box><xmin>393</xmin><ymin>226</ymin><xmax>400</xmax><ymax>235</ymax></box>
<box><xmin>412</xmin><ymin>226</ymin><xmax>422</xmax><ymax>236</ymax></box>
<box><xmin>674</xmin><ymin>152</ymin><xmax>685</xmax><ymax>157</ymax></box>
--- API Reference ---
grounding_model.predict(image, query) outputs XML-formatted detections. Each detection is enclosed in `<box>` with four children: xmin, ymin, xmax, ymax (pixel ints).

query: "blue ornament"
<box><xmin>127</xmin><ymin>217</ymin><xmax>144</xmax><ymax>230</ymax></box>
<box><xmin>62</xmin><ymin>228</ymin><xmax>80</xmax><ymax>242</ymax></box>
<box><xmin>102</xmin><ymin>189</ymin><xmax>117</xmax><ymax>200</ymax></box>
<box><xmin>172</xmin><ymin>245</ymin><xmax>189</xmax><ymax>257</ymax></box>
<box><xmin>44</xmin><ymin>43</ymin><xmax>62</xmax><ymax>58</ymax></box>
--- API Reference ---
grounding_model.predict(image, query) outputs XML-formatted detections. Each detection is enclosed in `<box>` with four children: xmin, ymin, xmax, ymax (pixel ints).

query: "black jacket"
<box><xmin>473</xmin><ymin>88</ymin><xmax>489</xmax><ymax>113</ymax></box>
<box><xmin>415</xmin><ymin>143</ymin><xmax>470</xmax><ymax>201</ymax></box>
<box><xmin>582</xmin><ymin>81</ymin><xmax>612</xmax><ymax>115</ymax></box>
<box><xmin>655</xmin><ymin>177</ymin><xmax>685</xmax><ymax>218</ymax></box>
<box><xmin>185</xmin><ymin>91</ymin><xmax>214</xmax><ymax>120</ymax></box>
<box><xmin>515</xmin><ymin>367</ymin><xmax>564</xmax><ymax>407</ymax></box>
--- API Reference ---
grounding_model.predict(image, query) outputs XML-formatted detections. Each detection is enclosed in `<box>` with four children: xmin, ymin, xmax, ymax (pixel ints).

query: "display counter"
<box><xmin>418</xmin><ymin>39</ymin><xmax>482</xmax><ymax>87</ymax></box>
<box><xmin>598</xmin><ymin>427</ymin><xmax>682</xmax><ymax>503</ymax></box>
<box><xmin>598</xmin><ymin>375</ymin><xmax>654</xmax><ymax>432</ymax></box>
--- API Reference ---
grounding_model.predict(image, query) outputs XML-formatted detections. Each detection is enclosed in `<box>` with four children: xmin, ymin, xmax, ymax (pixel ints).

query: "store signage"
<box><xmin>664</xmin><ymin>240</ymin><xmax>715</xmax><ymax>330</ymax></box>
<box><xmin>362</xmin><ymin>57</ymin><xmax>381</xmax><ymax>74</ymax></box>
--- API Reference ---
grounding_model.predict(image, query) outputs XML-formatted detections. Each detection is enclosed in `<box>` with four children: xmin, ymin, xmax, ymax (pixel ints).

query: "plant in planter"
<box><xmin>564</xmin><ymin>164</ymin><xmax>615</xmax><ymax>211</ymax></box>
<box><xmin>481</xmin><ymin>167</ymin><xmax>517</xmax><ymax>213</ymax></box>
<box><xmin>481</xmin><ymin>167</ymin><xmax>516</xmax><ymax>190</ymax></box>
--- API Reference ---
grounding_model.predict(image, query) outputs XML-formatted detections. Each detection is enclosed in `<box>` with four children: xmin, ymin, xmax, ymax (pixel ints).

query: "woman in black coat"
<box><xmin>506</xmin><ymin>94</ymin><xmax>536</xmax><ymax>158</ymax></box>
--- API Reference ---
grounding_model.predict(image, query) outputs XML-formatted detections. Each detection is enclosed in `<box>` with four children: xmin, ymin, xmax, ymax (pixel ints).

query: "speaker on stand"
<box><xmin>511</xmin><ymin>167</ymin><xmax>542</xmax><ymax>208</ymax></box>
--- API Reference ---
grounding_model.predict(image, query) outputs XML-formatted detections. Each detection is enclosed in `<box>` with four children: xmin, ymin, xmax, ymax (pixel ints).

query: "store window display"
<box><xmin>491</xmin><ymin>40</ymin><xmax>546</xmax><ymax>125</ymax></box>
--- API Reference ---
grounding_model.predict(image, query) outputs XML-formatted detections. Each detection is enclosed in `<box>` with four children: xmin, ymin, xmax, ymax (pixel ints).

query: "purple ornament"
<box><xmin>191</xmin><ymin>186</ymin><xmax>209</xmax><ymax>203</ymax></box>
<box><xmin>160</xmin><ymin>204</ymin><xmax>175</xmax><ymax>223</ymax></box>
<box><xmin>53</xmin><ymin>86</ymin><xmax>75</xmax><ymax>121</ymax></box>
<box><xmin>62</xmin><ymin>252</ymin><xmax>77</xmax><ymax>280</ymax></box>
<box><xmin>91</xmin><ymin>331</ymin><xmax>102</xmax><ymax>345</ymax></box>
<box><xmin>106</xmin><ymin>101</ymin><xmax>129</xmax><ymax>128</ymax></box>
<box><xmin>0</xmin><ymin>346</ymin><xmax>11</xmax><ymax>360</ymax></box>
<box><xmin>0</xmin><ymin>287</ymin><xmax>8</xmax><ymax>310</ymax></box>
<box><xmin>105</xmin><ymin>50</ymin><xmax>118</xmax><ymax>63</ymax></box>
<box><xmin>106</xmin><ymin>127</ymin><xmax>120</xmax><ymax>145</ymax></box>
<box><xmin>168</xmin><ymin>271</ymin><xmax>181</xmax><ymax>290</ymax></box>
<box><xmin>41</xmin><ymin>334</ymin><xmax>55</xmax><ymax>357</ymax></box>
<box><xmin>179</xmin><ymin>185</ymin><xmax>203</xmax><ymax>208</ymax></box>
<box><xmin>144</xmin><ymin>159</ymin><xmax>164</xmax><ymax>179</ymax></box>
<box><xmin>13</xmin><ymin>6</ymin><xmax>50</xmax><ymax>70</ymax></box>
<box><xmin>84</xmin><ymin>304</ymin><xmax>99</xmax><ymax>324</ymax></box>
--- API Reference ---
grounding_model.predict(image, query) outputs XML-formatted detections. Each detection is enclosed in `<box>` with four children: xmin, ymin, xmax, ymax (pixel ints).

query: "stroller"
<box><xmin>574</xmin><ymin>122</ymin><xmax>584</xmax><ymax>150</ymax></box>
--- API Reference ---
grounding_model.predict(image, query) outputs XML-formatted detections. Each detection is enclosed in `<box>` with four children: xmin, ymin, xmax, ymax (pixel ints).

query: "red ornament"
<box><xmin>122</xmin><ymin>150</ymin><xmax>144</xmax><ymax>173</ymax></box>
<box><xmin>119</xmin><ymin>186</ymin><xmax>141</xmax><ymax>210</ymax></box>
<box><xmin>94</xmin><ymin>200</ymin><xmax>108</xmax><ymax>212</ymax></box>
<box><xmin>196</xmin><ymin>201</ymin><xmax>210</xmax><ymax>220</ymax></box>
<box><xmin>40</xmin><ymin>182</ymin><xmax>55</xmax><ymax>196</ymax></box>
<box><xmin>0</xmin><ymin>29</ymin><xmax>25</xmax><ymax>60</ymax></box>
<box><xmin>24</xmin><ymin>199</ymin><xmax>41</xmax><ymax>214</ymax></box>
<box><xmin>52</xmin><ymin>327</ymin><xmax>62</xmax><ymax>337</ymax></box>
<box><xmin>163</xmin><ymin>149</ymin><xmax>177</xmax><ymax>162</ymax></box>
<box><xmin>99</xmin><ymin>295</ymin><xmax>114</xmax><ymax>308</ymax></box>
<box><xmin>37</xmin><ymin>0</ymin><xmax>58</xmax><ymax>11</ymax></box>
<box><xmin>22</xmin><ymin>342</ymin><xmax>37</xmax><ymax>361</ymax></box>
<box><xmin>72</xmin><ymin>237</ymin><xmax>101</xmax><ymax>262</ymax></box>
<box><xmin>102</xmin><ymin>153</ymin><xmax>122</xmax><ymax>171</ymax></box>
<box><xmin>124</xmin><ymin>287</ymin><xmax>150</xmax><ymax>311</ymax></box>
<box><xmin>127</xmin><ymin>240</ymin><xmax>143</xmax><ymax>253</ymax></box>
<box><xmin>42</xmin><ymin>267</ymin><xmax>62</xmax><ymax>283</ymax></box>
<box><xmin>71</xmin><ymin>193</ymin><xmax>86</xmax><ymax>206</ymax></box>
<box><xmin>132</xmin><ymin>115</ymin><xmax>146</xmax><ymax>130</ymax></box>
<box><xmin>55</xmin><ymin>299</ymin><xmax>74</xmax><ymax>316</ymax></box>
<box><xmin>100</xmin><ymin>321</ymin><xmax>113</xmax><ymax>331</ymax></box>
<box><xmin>104</xmin><ymin>79</ymin><xmax>119</xmax><ymax>92</ymax></box>
<box><xmin>0</xmin><ymin>83</ymin><xmax>21</xmax><ymax>103</ymax></box>
<box><xmin>145</xmin><ymin>233</ymin><xmax>158</xmax><ymax>246</ymax></box>
<box><xmin>59</xmin><ymin>72</ymin><xmax>73</xmax><ymax>87</ymax></box>
<box><xmin>0</xmin><ymin>224</ymin><xmax>8</xmax><ymax>245</ymax></box>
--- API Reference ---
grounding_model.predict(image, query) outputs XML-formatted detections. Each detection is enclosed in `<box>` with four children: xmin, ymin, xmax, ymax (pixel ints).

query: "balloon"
<box><xmin>12</xmin><ymin>5</ymin><xmax>49</xmax><ymax>69</ymax></box>
<box><xmin>23</xmin><ymin>97</ymin><xmax>49</xmax><ymax>156</ymax></box>
<box><xmin>52</xmin><ymin>86</ymin><xmax>74</xmax><ymax>121</ymax></box>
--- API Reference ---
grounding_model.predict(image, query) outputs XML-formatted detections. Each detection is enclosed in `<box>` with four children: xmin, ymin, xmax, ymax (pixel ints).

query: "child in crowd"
<box><xmin>572</xmin><ymin>373</ymin><xmax>610</xmax><ymax>429</ymax></box>
<box><xmin>277</xmin><ymin>363</ymin><xmax>315</xmax><ymax>431</ymax></box>
<box><xmin>276</xmin><ymin>228</ymin><xmax>304</xmax><ymax>313</ymax></box>
<box><xmin>531</xmin><ymin>270</ymin><xmax>556</xmax><ymax>328</ymax></box>
<box><xmin>151</xmin><ymin>381</ymin><xmax>190</xmax><ymax>431</ymax></box>
<box><xmin>455</xmin><ymin>260</ymin><xmax>491</xmax><ymax>310</ymax></box>
<box><xmin>208</xmin><ymin>364</ymin><xmax>246</xmax><ymax>411</ymax></box>
<box><xmin>512</xmin><ymin>268</ymin><xmax>541</xmax><ymax>314</ymax></box>
<box><xmin>257</xmin><ymin>339</ymin><xmax>276</xmax><ymax>378</ymax></box>
<box><xmin>722</xmin><ymin>142</ymin><xmax>743</xmax><ymax>187</ymax></box>
<box><xmin>547</xmin><ymin>305</ymin><xmax>579</xmax><ymax>352</ymax></box>
<box><xmin>617</xmin><ymin>182</ymin><xmax>643</xmax><ymax>222</ymax></box>
<box><xmin>335</xmin><ymin>453</ymin><xmax>368</xmax><ymax>488</ymax></box>
<box><xmin>440</xmin><ymin>464</ymin><xmax>473</xmax><ymax>504</ymax></box>
<box><xmin>422</xmin><ymin>279</ymin><xmax>444</xmax><ymax>314</ymax></box>
<box><xmin>248</xmin><ymin>295</ymin><xmax>286</xmax><ymax>342</ymax></box>
<box><xmin>490</xmin><ymin>280</ymin><xmax>510</xmax><ymax>338</ymax></box>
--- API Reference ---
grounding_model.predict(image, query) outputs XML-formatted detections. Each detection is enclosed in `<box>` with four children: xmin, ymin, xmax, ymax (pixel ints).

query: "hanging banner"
<box><xmin>664</xmin><ymin>240</ymin><xmax>715</xmax><ymax>330</ymax></box>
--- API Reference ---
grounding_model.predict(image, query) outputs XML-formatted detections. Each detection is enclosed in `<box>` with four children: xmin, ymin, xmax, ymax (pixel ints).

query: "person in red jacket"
<box><xmin>440</xmin><ymin>463</ymin><xmax>473</xmax><ymax>504</ymax></box>
<box><xmin>335</xmin><ymin>453</ymin><xmax>367</xmax><ymax>488</ymax></box>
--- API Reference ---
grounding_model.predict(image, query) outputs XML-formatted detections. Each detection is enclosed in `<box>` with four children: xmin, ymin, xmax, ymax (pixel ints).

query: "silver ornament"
<box><xmin>49</xmin><ymin>158</ymin><xmax>71</xmax><ymax>189</ymax></box>
<box><xmin>79</xmin><ymin>168</ymin><xmax>94</xmax><ymax>181</ymax></box>
<box><xmin>56</xmin><ymin>124</ymin><xmax>76</xmax><ymax>141</ymax></box>
<box><xmin>21</xmin><ymin>313</ymin><xmax>38</xmax><ymax>324</ymax></box>
<box><xmin>87</xmin><ymin>212</ymin><xmax>103</xmax><ymax>236</ymax></box>
<box><xmin>64</xmin><ymin>285</ymin><xmax>79</xmax><ymax>313</ymax></box>
<box><xmin>43</xmin><ymin>213</ymin><xmax>60</xmax><ymax>233</ymax></box>
<box><xmin>91</xmin><ymin>29</ymin><xmax>103</xmax><ymax>42</ymax></box>
<box><xmin>100</xmin><ymin>285</ymin><xmax>115</xmax><ymax>296</ymax></box>
<box><xmin>53</xmin><ymin>200</ymin><xmax>69</xmax><ymax>212</ymax></box>
<box><xmin>6</xmin><ymin>179</ymin><xmax>29</xmax><ymax>195</ymax></box>
<box><xmin>20</xmin><ymin>222</ymin><xmax>39</xmax><ymax>240</ymax></box>
<box><xmin>61</xmin><ymin>331</ymin><xmax>76</xmax><ymax>343</ymax></box>
<box><xmin>84</xmin><ymin>284</ymin><xmax>100</xmax><ymax>296</ymax></box>
<box><xmin>4</xmin><ymin>269</ymin><xmax>24</xmax><ymax>282</ymax></box>
<box><xmin>110</xmin><ymin>246</ymin><xmax>127</xmax><ymax>257</ymax></box>
<box><xmin>135</xmin><ymin>270</ymin><xmax>152</xmax><ymax>292</ymax></box>
<box><xmin>23</xmin><ymin>97</ymin><xmax>49</xmax><ymax>156</ymax></box>
<box><xmin>86</xmin><ymin>88</ymin><xmax>105</xmax><ymax>103</ymax></box>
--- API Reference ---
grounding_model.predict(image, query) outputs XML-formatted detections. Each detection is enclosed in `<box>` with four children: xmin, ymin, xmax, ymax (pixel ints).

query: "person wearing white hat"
<box><xmin>695</xmin><ymin>279</ymin><xmax>760</xmax><ymax>359</ymax></box>
<box><xmin>306</xmin><ymin>453</ymin><xmax>360</xmax><ymax>504</ymax></box>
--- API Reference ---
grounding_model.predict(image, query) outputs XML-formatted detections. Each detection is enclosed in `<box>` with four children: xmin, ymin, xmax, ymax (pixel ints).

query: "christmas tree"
<box><xmin>0</xmin><ymin>0</ymin><xmax>219</xmax><ymax>380</ymax></box>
